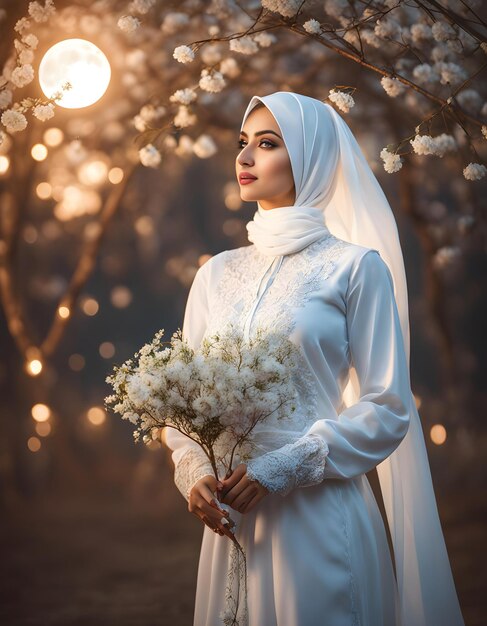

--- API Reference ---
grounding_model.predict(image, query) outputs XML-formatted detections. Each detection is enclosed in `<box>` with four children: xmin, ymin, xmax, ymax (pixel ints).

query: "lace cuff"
<box><xmin>174</xmin><ymin>446</ymin><xmax>215</xmax><ymax>502</ymax></box>
<box><xmin>246</xmin><ymin>434</ymin><xmax>329</xmax><ymax>497</ymax></box>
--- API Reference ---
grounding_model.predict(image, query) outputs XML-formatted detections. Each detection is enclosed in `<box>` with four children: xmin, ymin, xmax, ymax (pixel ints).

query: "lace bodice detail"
<box><xmin>206</xmin><ymin>233</ymin><xmax>349</xmax><ymax>437</ymax></box>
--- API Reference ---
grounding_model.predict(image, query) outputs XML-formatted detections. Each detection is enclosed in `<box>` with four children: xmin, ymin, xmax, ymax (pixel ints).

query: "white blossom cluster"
<box><xmin>303</xmin><ymin>19</ymin><xmax>321</xmax><ymax>35</ymax></box>
<box><xmin>104</xmin><ymin>324</ymin><xmax>299</xmax><ymax>471</ymax></box>
<box><xmin>161</xmin><ymin>12</ymin><xmax>189</xmax><ymax>35</ymax></box>
<box><xmin>229</xmin><ymin>36</ymin><xmax>258</xmax><ymax>56</ymax></box>
<box><xmin>169</xmin><ymin>88</ymin><xmax>197</xmax><ymax>106</ymax></box>
<box><xmin>138</xmin><ymin>143</ymin><xmax>161</xmax><ymax>167</ymax></box>
<box><xmin>117</xmin><ymin>15</ymin><xmax>141</xmax><ymax>33</ymax></box>
<box><xmin>173</xmin><ymin>44</ymin><xmax>195</xmax><ymax>64</ymax></box>
<box><xmin>261</xmin><ymin>0</ymin><xmax>302</xmax><ymax>18</ymax></box>
<box><xmin>173</xmin><ymin>104</ymin><xmax>197</xmax><ymax>128</ymax></box>
<box><xmin>327</xmin><ymin>88</ymin><xmax>355</xmax><ymax>113</ymax></box>
<box><xmin>410</xmin><ymin>133</ymin><xmax>457</xmax><ymax>157</ymax></box>
<box><xmin>28</xmin><ymin>0</ymin><xmax>56</xmax><ymax>23</ymax></box>
<box><xmin>199</xmin><ymin>68</ymin><xmax>226</xmax><ymax>93</ymax></box>
<box><xmin>128</xmin><ymin>0</ymin><xmax>155</xmax><ymax>15</ymax></box>
<box><xmin>463</xmin><ymin>162</ymin><xmax>486</xmax><ymax>181</ymax></box>
<box><xmin>380</xmin><ymin>147</ymin><xmax>403</xmax><ymax>173</ymax></box>
<box><xmin>193</xmin><ymin>134</ymin><xmax>217</xmax><ymax>158</ymax></box>
<box><xmin>380</xmin><ymin>76</ymin><xmax>405</xmax><ymax>98</ymax></box>
<box><xmin>1</xmin><ymin>109</ymin><xmax>28</xmax><ymax>133</ymax></box>
<box><xmin>433</xmin><ymin>245</ymin><xmax>461</xmax><ymax>270</ymax></box>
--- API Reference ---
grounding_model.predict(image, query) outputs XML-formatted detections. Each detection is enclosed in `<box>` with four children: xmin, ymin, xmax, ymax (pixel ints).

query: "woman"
<box><xmin>163</xmin><ymin>92</ymin><xmax>465</xmax><ymax>626</ymax></box>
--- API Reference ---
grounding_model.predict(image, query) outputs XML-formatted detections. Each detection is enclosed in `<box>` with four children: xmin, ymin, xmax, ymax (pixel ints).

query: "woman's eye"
<box><xmin>237</xmin><ymin>139</ymin><xmax>275</xmax><ymax>149</ymax></box>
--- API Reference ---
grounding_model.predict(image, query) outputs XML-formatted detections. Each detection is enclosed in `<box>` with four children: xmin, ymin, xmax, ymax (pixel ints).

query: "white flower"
<box><xmin>22</xmin><ymin>33</ymin><xmax>38</xmax><ymax>49</ymax></box>
<box><xmin>409</xmin><ymin>134</ymin><xmax>436</xmax><ymax>156</ymax></box>
<box><xmin>201</xmin><ymin>44</ymin><xmax>222</xmax><ymax>65</ymax></box>
<box><xmin>169</xmin><ymin>88</ymin><xmax>197</xmax><ymax>105</ymax></box>
<box><xmin>430</xmin><ymin>43</ymin><xmax>450</xmax><ymax>63</ymax></box>
<box><xmin>117</xmin><ymin>15</ymin><xmax>141</xmax><ymax>33</ymax></box>
<box><xmin>1</xmin><ymin>109</ymin><xmax>28</xmax><ymax>133</ymax></box>
<box><xmin>229</xmin><ymin>35</ymin><xmax>258</xmax><ymax>55</ymax></box>
<box><xmin>303</xmin><ymin>19</ymin><xmax>321</xmax><ymax>35</ymax></box>
<box><xmin>175</xmin><ymin>135</ymin><xmax>194</xmax><ymax>156</ymax></box>
<box><xmin>410</xmin><ymin>133</ymin><xmax>457</xmax><ymax>158</ymax></box>
<box><xmin>161</xmin><ymin>12</ymin><xmax>189</xmax><ymax>35</ymax></box>
<box><xmin>0</xmin><ymin>89</ymin><xmax>13</xmax><ymax>109</ymax></box>
<box><xmin>253</xmin><ymin>32</ymin><xmax>277</xmax><ymax>48</ymax></box>
<box><xmin>11</xmin><ymin>64</ymin><xmax>34</xmax><ymax>88</ymax></box>
<box><xmin>380</xmin><ymin>147</ymin><xmax>403</xmax><ymax>173</ymax></box>
<box><xmin>431</xmin><ymin>133</ymin><xmax>456</xmax><ymax>157</ymax></box>
<box><xmin>193</xmin><ymin>134</ymin><xmax>217</xmax><ymax>159</ymax></box>
<box><xmin>133</xmin><ymin>114</ymin><xmax>147</xmax><ymax>132</ymax></box>
<box><xmin>28</xmin><ymin>0</ymin><xmax>56</xmax><ymax>23</ymax></box>
<box><xmin>374</xmin><ymin>17</ymin><xmax>402</xmax><ymax>40</ymax></box>
<box><xmin>219</xmin><ymin>57</ymin><xmax>240</xmax><ymax>78</ymax></box>
<box><xmin>361</xmin><ymin>29</ymin><xmax>381</xmax><ymax>48</ymax></box>
<box><xmin>328</xmin><ymin>88</ymin><xmax>355</xmax><ymax>113</ymax></box>
<box><xmin>173</xmin><ymin>45</ymin><xmax>195</xmax><ymax>64</ymax></box>
<box><xmin>174</xmin><ymin>105</ymin><xmax>196</xmax><ymax>128</ymax></box>
<box><xmin>380</xmin><ymin>76</ymin><xmax>405</xmax><ymax>98</ymax></box>
<box><xmin>463</xmin><ymin>162</ymin><xmax>486</xmax><ymax>181</ymax></box>
<box><xmin>261</xmin><ymin>0</ymin><xmax>302</xmax><ymax>18</ymax></box>
<box><xmin>19</xmin><ymin>49</ymin><xmax>34</xmax><ymax>65</ymax></box>
<box><xmin>433</xmin><ymin>246</ymin><xmax>460</xmax><ymax>270</ymax></box>
<box><xmin>412</xmin><ymin>63</ymin><xmax>439</xmax><ymax>84</ymax></box>
<box><xmin>32</xmin><ymin>103</ymin><xmax>55</xmax><ymax>121</ymax></box>
<box><xmin>481</xmin><ymin>126</ymin><xmax>487</xmax><ymax>139</ymax></box>
<box><xmin>410</xmin><ymin>23</ymin><xmax>432</xmax><ymax>44</ymax></box>
<box><xmin>139</xmin><ymin>143</ymin><xmax>161</xmax><ymax>168</ymax></box>
<box><xmin>456</xmin><ymin>89</ymin><xmax>482</xmax><ymax>114</ymax></box>
<box><xmin>14</xmin><ymin>17</ymin><xmax>31</xmax><ymax>33</ymax></box>
<box><xmin>434</xmin><ymin>61</ymin><xmax>467</xmax><ymax>86</ymax></box>
<box><xmin>431</xmin><ymin>21</ymin><xmax>456</xmax><ymax>42</ymax></box>
<box><xmin>128</xmin><ymin>0</ymin><xmax>156</xmax><ymax>14</ymax></box>
<box><xmin>199</xmin><ymin>69</ymin><xmax>226</xmax><ymax>93</ymax></box>
<box><xmin>140</xmin><ymin>104</ymin><xmax>166</xmax><ymax>122</ymax></box>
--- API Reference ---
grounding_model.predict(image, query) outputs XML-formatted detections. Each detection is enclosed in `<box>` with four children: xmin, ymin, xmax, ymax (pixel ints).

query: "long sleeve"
<box><xmin>246</xmin><ymin>249</ymin><xmax>411</xmax><ymax>495</ymax></box>
<box><xmin>163</xmin><ymin>259</ymin><xmax>215</xmax><ymax>502</ymax></box>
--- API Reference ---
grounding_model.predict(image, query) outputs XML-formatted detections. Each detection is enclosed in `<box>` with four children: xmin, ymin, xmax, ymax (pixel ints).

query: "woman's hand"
<box><xmin>188</xmin><ymin>475</ymin><xmax>236</xmax><ymax>538</ymax></box>
<box><xmin>218</xmin><ymin>463</ymin><xmax>269</xmax><ymax>514</ymax></box>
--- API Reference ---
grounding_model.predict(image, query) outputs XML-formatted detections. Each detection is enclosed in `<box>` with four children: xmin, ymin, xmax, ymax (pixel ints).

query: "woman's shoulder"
<box><xmin>200</xmin><ymin>243</ymin><xmax>256</xmax><ymax>272</ymax></box>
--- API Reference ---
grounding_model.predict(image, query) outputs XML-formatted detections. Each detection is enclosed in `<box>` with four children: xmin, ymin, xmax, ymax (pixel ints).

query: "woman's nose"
<box><xmin>237</xmin><ymin>147</ymin><xmax>254</xmax><ymax>167</ymax></box>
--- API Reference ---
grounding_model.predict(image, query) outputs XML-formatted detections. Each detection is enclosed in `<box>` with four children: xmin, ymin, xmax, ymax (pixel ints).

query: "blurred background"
<box><xmin>0</xmin><ymin>1</ymin><xmax>486</xmax><ymax>625</ymax></box>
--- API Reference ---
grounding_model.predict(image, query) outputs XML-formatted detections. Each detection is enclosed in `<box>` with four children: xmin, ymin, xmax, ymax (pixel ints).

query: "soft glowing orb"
<box><xmin>430</xmin><ymin>424</ymin><xmax>447</xmax><ymax>445</ymax></box>
<box><xmin>43</xmin><ymin>127</ymin><xmax>64</xmax><ymax>146</ymax></box>
<box><xmin>87</xmin><ymin>407</ymin><xmax>106</xmax><ymax>426</ymax></box>
<box><xmin>39</xmin><ymin>38</ymin><xmax>111</xmax><ymax>109</ymax></box>
<box><xmin>31</xmin><ymin>144</ymin><xmax>48</xmax><ymax>161</ymax></box>
<box><xmin>32</xmin><ymin>403</ymin><xmax>51</xmax><ymax>422</ymax></box>
<box><xmin>26</xmin><ymin>359</ymin><xmax>43</xmax><ymax>376</ymax></box>
<box><xmin>0</xmin><ymin>155</ymin><xmax>10</xmax><ymax>174</ymax></box>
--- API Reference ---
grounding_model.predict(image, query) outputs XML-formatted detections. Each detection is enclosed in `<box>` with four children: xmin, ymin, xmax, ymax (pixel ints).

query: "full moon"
<box><xmin>39</xmin><ymin>39</ymin><xmax>111</xmax><ymax>109</ymax></box>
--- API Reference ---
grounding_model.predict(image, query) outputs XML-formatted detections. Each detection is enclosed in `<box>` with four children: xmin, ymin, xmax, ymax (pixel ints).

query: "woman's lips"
<box><xmin>239</xmin><ymin>177</ymin><xmax>257</xmax><ymax>185</ymax></box>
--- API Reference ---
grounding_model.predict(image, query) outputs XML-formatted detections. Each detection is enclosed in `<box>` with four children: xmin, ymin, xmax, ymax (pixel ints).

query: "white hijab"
<box><xmin>242</xmin><ymin>91</ymin><xmax>465</xmax><ymax>626</ymax></box>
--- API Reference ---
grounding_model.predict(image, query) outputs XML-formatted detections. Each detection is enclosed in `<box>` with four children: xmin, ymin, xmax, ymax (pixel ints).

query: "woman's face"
<box><xmin>236</xmin><ymin>105</ymin><xmax>295</xmax><ymax>210</ymax></box>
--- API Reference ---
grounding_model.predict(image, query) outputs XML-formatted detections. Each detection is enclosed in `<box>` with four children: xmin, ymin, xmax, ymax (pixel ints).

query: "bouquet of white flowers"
<box><xmin>104</xmin><ymin>322</ymin><xmax>299</xmax><ymax>626</ymax></box>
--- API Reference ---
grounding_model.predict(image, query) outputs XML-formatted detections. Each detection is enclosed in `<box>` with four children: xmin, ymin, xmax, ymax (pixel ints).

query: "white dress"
<box><xmin>164</xmin><ymin>230</ymin><xmax>411</xmax><ymax>626</ymax></box>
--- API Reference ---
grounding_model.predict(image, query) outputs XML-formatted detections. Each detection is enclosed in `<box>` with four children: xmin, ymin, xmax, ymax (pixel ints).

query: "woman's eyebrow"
<box><xmin>239</xmin><ymin>129</ymin><xmax>282</xmax><ymax>140</ymax></box>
